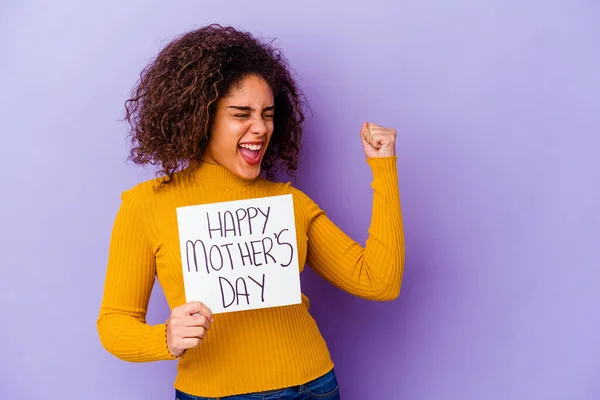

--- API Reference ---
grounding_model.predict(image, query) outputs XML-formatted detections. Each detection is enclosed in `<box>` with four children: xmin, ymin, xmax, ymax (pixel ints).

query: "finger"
<box><xmin>360</xmin><ymin>122</ymin><xmax>368</xmax><ymax>140</ymax></box>
<box><xmin>183</xmin><ymin>326</ymin><xmax>207</xmax><ymax>339</ymax></box>
<box><xmin>180</xmin><ymin>301</ymin><xmax>214</xmax><ymax>322</ymax></box>
<box><xmin>185</xmin><ymin>314</ymin><xmax>211</xmax><ymax>330</ymax></box>
<box><xmin>360</xmin><ymin>122</ymin><xmax>368</xmax><ymax>135</ymax></box>
<box><xmin>367</xmin><ymin>122</ymin><xmax>384</xmax><ymax>130</ymax></box>
<box><xmin>369</xmin><ymin>133</ymin><xmax>385</xmax><ymax>149</ymax></box>
<box><xmin>373</xmin><ymin>132</ymin><xmax>394</xmax><ymax>146</ymax></box>
<box><xmin>366</xmin><ymin>127</ymin><xmax>386</xmax><ymax>136</ymax></box>
<box><xmin>179</xmin><ymin>337</ymin><xmax>202</xmax><ymax>349</ymax></box>
<box><xmin>364</xmin><ymin>122</ymin><xmax>374</xmax><ymax>145</ymax></box>
<box><xmin>367</xmin><ymin>128</ymin><xmax>396</xmax><ymax>143</ymax></box>
<box><xmin>368</xmin><ymin>123</ymin><xmax>390</xmax><ymax>135</ymax></box>
<box><xmin>369</xmin><ymin>126</ymin><xmax>397</xmax><ymax>138</ymax></box>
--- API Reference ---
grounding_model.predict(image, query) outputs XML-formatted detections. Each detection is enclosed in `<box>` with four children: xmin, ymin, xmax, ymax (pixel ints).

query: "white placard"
<box><xmin>176</xmin><ymin>194</ymin><xmax>301</xmax><ymax>314</ymax></box>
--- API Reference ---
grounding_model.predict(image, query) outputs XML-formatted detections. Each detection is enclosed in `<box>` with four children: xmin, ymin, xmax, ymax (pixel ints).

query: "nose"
<box><xmin>250</xmin><ymin>118</ymin><xmax>268</xmax><ymax>136</ymax></box>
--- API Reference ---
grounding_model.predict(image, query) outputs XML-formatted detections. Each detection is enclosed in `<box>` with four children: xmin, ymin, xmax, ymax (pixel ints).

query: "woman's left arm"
<box><xmin>294</xmin><ymin>123</ymin><xmax>405</xmax><ymax>301</ymax></box>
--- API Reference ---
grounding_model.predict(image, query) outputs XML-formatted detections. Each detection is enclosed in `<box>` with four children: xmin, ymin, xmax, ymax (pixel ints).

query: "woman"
<box><xmin>97</xmin><ymin>24</ymin><xmax>405</xmax><ymax>400</ymax></box>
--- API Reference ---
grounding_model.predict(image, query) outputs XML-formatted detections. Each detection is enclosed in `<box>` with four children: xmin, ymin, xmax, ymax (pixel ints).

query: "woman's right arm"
<box><xmin>96</xmin><ymin>189</ymin><xmax>177</xmax><ymax>362</ymax></box>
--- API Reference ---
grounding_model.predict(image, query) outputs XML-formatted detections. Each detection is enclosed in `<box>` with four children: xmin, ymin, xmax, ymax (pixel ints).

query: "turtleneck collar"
<box><xmin>184</xmin><ymin>161</ymin><xmax>258</xmax><ymax>187</ymax></box>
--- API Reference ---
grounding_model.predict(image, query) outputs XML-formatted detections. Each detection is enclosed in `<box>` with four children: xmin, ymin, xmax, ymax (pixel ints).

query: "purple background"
<box><xmin>1</xmin><ymin>1</ymin><xmax>599</xmax><ymax>399</ymax></box>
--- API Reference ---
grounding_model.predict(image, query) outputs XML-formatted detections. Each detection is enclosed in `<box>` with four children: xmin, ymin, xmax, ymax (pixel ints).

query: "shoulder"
<box><xmin>120</xmin><ymin>170</ymin><xmax>192</xmax><ymax>203</ymax></box>
<box><xmin>117</xmin><ymin>175</ymin><xmax>174</xmax><ymax>216</ymax></box>
<box><xmin>258</xmin><ymin>179</ymin><xmax>322</xmax><ymax>216</ymax></box>
<box><xmin>120</xmin><ymin>178</ymin><xmax>158</xmax><ymax>202</ymax></box>
<box><xmin>257</xmin><ymin>179</ymin><xmax>310</xmax><ymax>200</ymax></box>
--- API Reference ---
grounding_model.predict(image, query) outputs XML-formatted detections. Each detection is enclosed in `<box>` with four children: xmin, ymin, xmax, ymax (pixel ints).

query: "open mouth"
<box><xmin>238</xmin><ymin>142</ymin><xmax>264</xmax><ymax>166</ymax></box>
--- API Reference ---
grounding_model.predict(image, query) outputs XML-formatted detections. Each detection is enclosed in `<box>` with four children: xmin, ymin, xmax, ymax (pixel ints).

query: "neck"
<box><xmin>185</xmin><ymin>160</ymin><xmax>257</xmax><ymax>187</ymax></box>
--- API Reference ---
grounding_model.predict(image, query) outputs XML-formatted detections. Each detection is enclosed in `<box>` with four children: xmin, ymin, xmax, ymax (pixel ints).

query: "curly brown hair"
<box><xmin>123</xmin><ymin>24</ymin><xmax>307</xmax><ymax>186</ymax></box>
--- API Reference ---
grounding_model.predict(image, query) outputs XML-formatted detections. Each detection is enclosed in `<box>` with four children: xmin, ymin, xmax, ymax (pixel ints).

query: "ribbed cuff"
<box><xmin>141</xmin><ymin>323</ymin><xmax>179</xmax><ymax>361</ymax></box>
<box><xmin>367</xmin><ymin>156</ymin><xmax>399</xmax><ymax>191</ymax></box>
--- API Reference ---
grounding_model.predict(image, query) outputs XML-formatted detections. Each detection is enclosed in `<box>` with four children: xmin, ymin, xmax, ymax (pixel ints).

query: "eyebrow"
<box><xmin>228</xmin><ymin>105</ymin><xmax>275</xmax><ymax>112</ymax></box>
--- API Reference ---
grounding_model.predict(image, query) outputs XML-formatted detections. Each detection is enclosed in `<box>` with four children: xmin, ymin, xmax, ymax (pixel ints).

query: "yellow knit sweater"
<box><xmin>97</xmin><ymin>156</ymin><xmax>404</xmax><ymax>397</ymax></box>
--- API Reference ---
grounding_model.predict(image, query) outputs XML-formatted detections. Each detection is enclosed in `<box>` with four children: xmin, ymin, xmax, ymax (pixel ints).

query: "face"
<box><xmin>202</xmin><ymin>74</ymin><xmax>275</xmax><ymax>180</ymax></box>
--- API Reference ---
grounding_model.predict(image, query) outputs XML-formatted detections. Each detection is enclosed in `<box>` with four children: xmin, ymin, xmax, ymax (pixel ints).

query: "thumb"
<box><xmin>180</xmin><ymin>301</ymin><xmax>214</xmax><ymax>322</ymax></box>
<box><xmin>360</xmin><ymin>122</ymin><xmax>369</xmax><ymax>148</ymax></box>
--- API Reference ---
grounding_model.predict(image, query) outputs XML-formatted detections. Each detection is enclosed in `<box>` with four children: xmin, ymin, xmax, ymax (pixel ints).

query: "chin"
<box><xmin>236</xmin><ymin>164</ymin><xmax>261</xmax><ymax>180</ymax></box>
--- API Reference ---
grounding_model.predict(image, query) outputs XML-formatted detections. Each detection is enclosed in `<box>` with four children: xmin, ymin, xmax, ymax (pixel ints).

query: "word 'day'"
<box><xmin>176</xmin><ymin>194</ymin><xmax>301</xmax><ymax>314</ymax></box>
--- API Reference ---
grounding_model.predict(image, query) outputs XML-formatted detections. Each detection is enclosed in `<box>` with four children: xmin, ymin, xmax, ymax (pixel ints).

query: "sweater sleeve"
<box><xmin>96</xmin><ymin>188</ymin><xmax>176</xmax><ymax>362</ymax></box>
<box><xmin>293</xmin><ymin>157</ymin><xmax>405</xmax><ymax>301</ymax></box>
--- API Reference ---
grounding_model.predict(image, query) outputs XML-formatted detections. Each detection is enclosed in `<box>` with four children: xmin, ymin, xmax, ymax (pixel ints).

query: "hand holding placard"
<box><xmin>176</xmin><ymin>194</ymin><xmax>301</xmax><ymax>314</ymax></box>
<box><xmin>166</xmin><ymin>301</ymin><xmax>214</xmax><ymax>357</ymax></box>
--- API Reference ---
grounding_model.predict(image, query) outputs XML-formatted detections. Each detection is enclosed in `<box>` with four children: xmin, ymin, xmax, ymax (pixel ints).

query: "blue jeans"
<box><xmin>175</xmin><ymin>368</ymin><xmax>340</xmax><ymax>400</ymax></box>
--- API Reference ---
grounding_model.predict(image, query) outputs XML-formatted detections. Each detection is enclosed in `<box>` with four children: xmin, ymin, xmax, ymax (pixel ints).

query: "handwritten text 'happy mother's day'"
<box><xmin>176</xmin><ymin>195</ymin><xmax>301</xmax><ymax>314</ymax></box>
